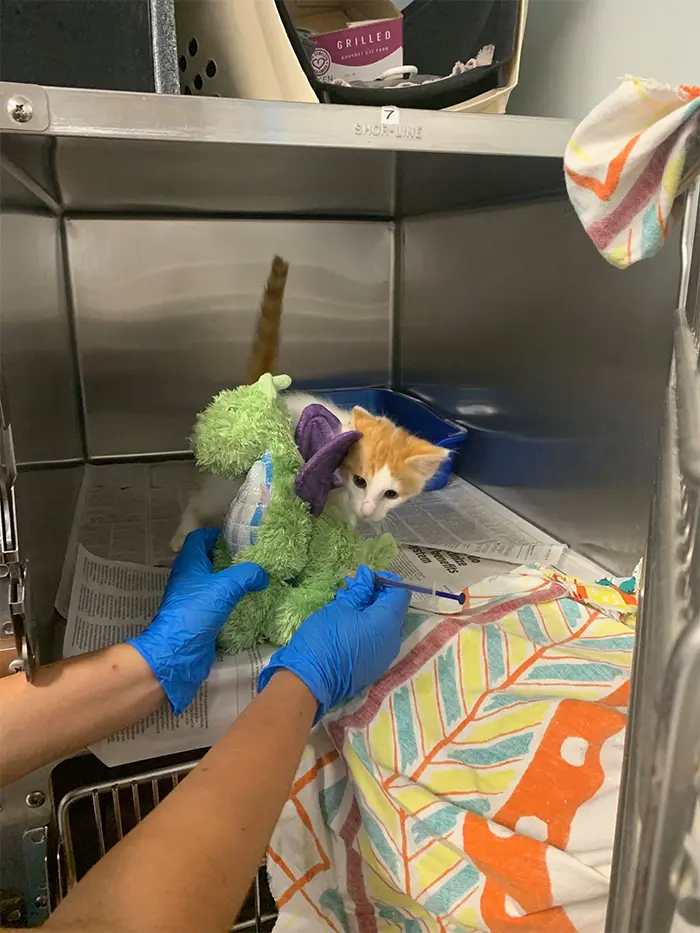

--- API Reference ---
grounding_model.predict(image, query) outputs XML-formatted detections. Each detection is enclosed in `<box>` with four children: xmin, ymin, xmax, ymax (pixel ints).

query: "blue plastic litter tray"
<box><xmin>319</xmin><ymin>388</ymin><xmax>468</xmax><ymax>491</ymax></box>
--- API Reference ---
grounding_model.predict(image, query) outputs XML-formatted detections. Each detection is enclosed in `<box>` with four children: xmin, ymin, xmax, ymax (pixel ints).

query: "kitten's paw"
<box><xmin>170</xmin><ymin>519</ymin><xmax>197</xmax><ymax>552</ymax></box>
<box><xmin>169</xmin><ymin>529</ymin><xmax>187</xmax><ymax>553</ymax></box>
<box><xmin>170</xmin><ymin>508</ymin><xmax>202</xmax><ymax>552</ymax></box>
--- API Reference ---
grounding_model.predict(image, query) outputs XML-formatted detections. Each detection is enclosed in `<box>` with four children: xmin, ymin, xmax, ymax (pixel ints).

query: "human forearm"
<box><xmin>0</xmin><ymin>644</ymin><xmax>164</xmax><ymax>787</ymax></box>
<box><xmin>0</xmin><ymin>531</ymin><xmax>267</xmax><ymax>791</ymax></box>
<box><xmin>46</xmin><ymin>670</ymin><xmax>317</xmax><ymax>933</ymax></box>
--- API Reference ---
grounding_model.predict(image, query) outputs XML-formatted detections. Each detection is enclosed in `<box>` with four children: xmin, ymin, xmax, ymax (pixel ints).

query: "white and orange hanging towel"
<box><xmin>565</xmin><ymin>77</ymin><xmax>700</xmax><ymax>268</ymax></box>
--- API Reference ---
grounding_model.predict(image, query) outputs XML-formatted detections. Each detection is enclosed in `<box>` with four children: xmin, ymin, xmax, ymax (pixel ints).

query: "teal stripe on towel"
<box><xmin>358</xmin><ymin>800</ymin><xmax>399</xmax><ymax>879</ymax></box>
<box><xmin>570</xmin><ymin>635</ymin><xmax>635</xmax><ymax>651</ymax></box>
<box><xmin>484</xmin><ymin>625</ymin><xmax>505</xmax><ymax>684</ymax></box>
<box><xmin>451</xmin><ymin>732</ymin><xmax>532</xmax><ymax>766</ymax></box>
<box><xmin>404</xmin><ymin>610</ymin><xmax>432</xmax><ymax>637</ymax></box>
<box><xmin>350</xmin><ymin>732</ymin><xmax>375</xmax><ymax>777</ymax></box>
<box><xmin>526</xmin><ymin>661</ymin><xmax>622</xmax><ymax>682</ymax></box>
<box><xmin>559</xmin><ymin>598</ymin><xmax>586</xmax><ymax>630</ymax></box>
<box><xmin>642</xmin><ymin>202</ymin><xmax>663</xmax><ymax>255</ymax></box>
<box><xmin>424</xmin><ymin>864</ymin><xmax>480</xmax><ymax>915</ymax></box>
<box><xmin>319</xmin><ymin>889</ymin><xmax>351</xmax><ymax>933</ymax></box>
<box><xmin>394</xmin><ymin>685</ymin><xmax>419</xmax><ymax>772</ymax></box>
<box><xmin>319</xmin><ymin>777</ymin><xmax>348</xmax><ymax>828</ymax></box>
<box><xmin>437</xmin><ymin>646</ymin><xmax>462</xmax><ymax>726</ymax></box>
<box><xmin>378</xmin><ymin>904</ymin><xmax>422</xmax><ymax>933</ymax></box>
<box><xmin>483</xmin><ymin>692</ymin><xmax>524</xmax><ymax>712</ymax></box>
<box><xmin>517</xmin><ymin>605</ymin><xmax>549</xmax><ymax>645</ymax></box>
<box><xmin>412</xmin><ymin>804</ymin><xmax>461</xmax><ymax>845</ymax></box>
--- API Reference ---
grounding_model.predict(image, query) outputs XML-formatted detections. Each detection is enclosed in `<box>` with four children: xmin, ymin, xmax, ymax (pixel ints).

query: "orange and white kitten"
<box><xmin>170</xmin><ymin>400</ymin><xmax>448</xmax><ymax>548</ymax></box>
<box><xmin>170</xmin><ymin>256</ymin><xmax>448</xmax><ymax>550</ymax></box>
<box><xmin>335</xmin><ymin>406</ymin><xmax>448</xmax><ymax>523</ymax></box>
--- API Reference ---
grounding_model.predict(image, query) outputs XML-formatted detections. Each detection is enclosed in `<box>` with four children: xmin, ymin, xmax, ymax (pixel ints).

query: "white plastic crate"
<box><xmin>175</xmin><ymin>0</ymin><xmax>527</xmax><ymax>113</ymax></box>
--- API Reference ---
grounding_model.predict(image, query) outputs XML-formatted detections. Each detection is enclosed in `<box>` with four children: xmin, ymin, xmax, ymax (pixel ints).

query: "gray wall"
<box><xmin>511</xmin><ymin>0</ymin><xmax>700</xmax><ymax>120</ymax></box>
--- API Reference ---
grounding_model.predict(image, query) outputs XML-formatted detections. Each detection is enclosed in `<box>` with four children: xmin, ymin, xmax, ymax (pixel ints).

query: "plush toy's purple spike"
<box><xmin>294</xmin><ymin>404</ymin><xmax>361</xmax><ymax>516</ymax></box>
<box><xmin>295</xmin><ymin>404</ymin><xmax>341</xmax><ymax>462</ymax></box>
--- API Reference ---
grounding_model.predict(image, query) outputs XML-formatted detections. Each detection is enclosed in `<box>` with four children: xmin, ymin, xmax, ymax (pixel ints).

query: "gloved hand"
<box><xmin>258</xmin><ymin>565</ymin><xmax>410</xmax><ymax>721</ymax></box>
<box><xmin>127</xmin><ymin>528</ymin><xmax>268</xmax><ymax>714</ymax></box>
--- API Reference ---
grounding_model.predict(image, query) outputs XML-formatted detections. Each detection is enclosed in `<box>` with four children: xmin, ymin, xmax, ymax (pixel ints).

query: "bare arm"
<box><xmin>43</xmin><ymin>565</ymin><xmax>408</xmax><ymax>933</ymax></box>
<box><xmin>0</xmin><ymin>644</ymin><xmax>164</xmax><ymax>787</ymax></box>
<box><xmin>45</xmin><ymin>670</ymin><xmax>317</xmax><ymax>933</ymax></box>
<box><xmin>0</xmin><ymin>531</ymin><xmax>267</xmax><ymax>789</ymax></box>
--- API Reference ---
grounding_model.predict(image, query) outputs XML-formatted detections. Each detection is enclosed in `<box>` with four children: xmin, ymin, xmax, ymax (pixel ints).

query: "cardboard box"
<box><xmin>308</xmin><ymin>17</ymin><xmax>403</xmax><ymax>84</ymax></box>
<box><xmin>287</xmin><ymin>1</ymin><xmax>402</xmax><ymax>84</ymax></box>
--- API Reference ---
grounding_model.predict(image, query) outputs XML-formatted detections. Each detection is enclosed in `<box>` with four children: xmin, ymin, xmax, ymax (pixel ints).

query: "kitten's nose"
<box><xmin>360</xmin><ymin>501</ymin><xmax>374</xmax><ymax>517</ymax></box>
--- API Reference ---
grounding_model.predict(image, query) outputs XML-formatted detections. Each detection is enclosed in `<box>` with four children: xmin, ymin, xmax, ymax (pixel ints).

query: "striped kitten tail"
<box><xmin>246</xmin><ymin>254</ymin><xmax>290</xmax><ymax>383</ymax></box>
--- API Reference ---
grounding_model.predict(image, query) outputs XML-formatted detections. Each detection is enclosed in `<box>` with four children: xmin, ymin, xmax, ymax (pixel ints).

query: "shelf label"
<box><xmin>381</xmin><ymin>106</ymin><xmax>399</xmax><ymax>125</ymax></box>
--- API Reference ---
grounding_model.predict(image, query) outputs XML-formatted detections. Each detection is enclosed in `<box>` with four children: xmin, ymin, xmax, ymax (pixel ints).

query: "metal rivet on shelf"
<box><xmin>7</xmin><ymin>96</ymin><xmax>34</xmax><ymax>124</ymax></box>
<box><xmin>25</xmin><ymin>792</ymin><xmax>45</xmax><ymax>809</ymax></box>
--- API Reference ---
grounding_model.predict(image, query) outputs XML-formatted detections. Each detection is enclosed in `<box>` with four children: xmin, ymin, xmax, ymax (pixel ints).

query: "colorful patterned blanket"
<box><xmin>565</xmin><ymin>77</ymin><xmax>700</xmax><ymax>269</ymax></box>
<box><xmin>268</xmin><ymin>567</ymin><xmax>637</xmax><ymax>932</ymax></box>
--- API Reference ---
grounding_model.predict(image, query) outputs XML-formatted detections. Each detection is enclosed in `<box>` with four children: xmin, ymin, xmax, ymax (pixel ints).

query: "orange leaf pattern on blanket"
<box><xmin>268</xmin><ymin>569</ymin><xmax>636</xmax><ymax>932</ymax></box>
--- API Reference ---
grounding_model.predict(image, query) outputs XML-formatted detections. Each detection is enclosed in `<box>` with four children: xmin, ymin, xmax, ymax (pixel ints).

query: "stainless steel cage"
<box><xmin>607</xmin><ymin>179</ymin><xmax>700</xmax><ymax>932</ymax></box>
<box><xmin>55</xmin><ymin>760</ymin><xmax>277</xmax><ymax>931</ymax></box>
<box><xmin>0</xmin><ymin>79</ymin><xmax>698</xmax><ymax>930</ymax></box>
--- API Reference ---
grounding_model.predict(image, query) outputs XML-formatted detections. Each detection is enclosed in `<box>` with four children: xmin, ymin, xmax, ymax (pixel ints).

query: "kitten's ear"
<box><xmin>351</xmin><ymin>406</ymin><xmax>378</xmax><ymax>431</ymax></box>
<box><xmin>406</xmin><ymin>443</ymin><xmax>450</xmax><ymax>480</ymax></box>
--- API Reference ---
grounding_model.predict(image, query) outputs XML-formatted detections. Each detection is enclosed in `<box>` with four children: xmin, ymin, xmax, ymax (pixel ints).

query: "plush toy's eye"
<box><xmin>353</xmin><ymin>475</ymin><xmax>366</xmax><ymax>488</ymax></box>
<box><xmin>384</xmin><ymin>489</ymin><xmax>399</xmax><ymax>499</ymax></box>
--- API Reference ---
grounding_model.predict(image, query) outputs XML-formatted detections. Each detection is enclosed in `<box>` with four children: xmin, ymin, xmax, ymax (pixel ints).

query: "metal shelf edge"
<box><xmin>0</xmin><ymin>82</ymin><xmax>575</xmax><ymax>158</ymax></box>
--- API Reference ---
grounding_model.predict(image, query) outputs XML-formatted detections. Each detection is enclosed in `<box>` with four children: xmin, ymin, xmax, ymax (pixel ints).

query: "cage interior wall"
<box><xmin>0</xmin><ymin>122</ymin><xmax>681</xmax><ymax>665</ymax></box>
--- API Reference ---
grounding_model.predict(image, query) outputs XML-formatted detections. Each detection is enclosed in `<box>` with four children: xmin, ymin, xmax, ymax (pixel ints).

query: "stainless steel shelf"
<box><xmin>0</xmin><ymin>82</ymin><xmax>574</xmax><ymax>157</ymax></box>
<box><xmin>0</xmin><ymin>82</ymin><xmax>572</xmax><ymax>218</ymax></box>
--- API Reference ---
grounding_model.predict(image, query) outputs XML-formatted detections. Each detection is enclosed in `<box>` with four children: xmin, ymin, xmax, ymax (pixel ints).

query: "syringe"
<box><xmin>374</xmin><ymin>574</ymin><xmax>466</xmax><ymax>606</ymax></box>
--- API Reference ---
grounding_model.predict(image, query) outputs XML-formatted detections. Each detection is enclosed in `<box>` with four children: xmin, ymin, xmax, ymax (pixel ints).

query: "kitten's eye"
<box><xmin>353</xmin><ymin>475</ymin><xmax>367</xmax><ymax>489</ymax></box>
<box><xmin>384</xmin><ymin>489</ymin><xmax>399</xmax><ymax>499</ymax></box>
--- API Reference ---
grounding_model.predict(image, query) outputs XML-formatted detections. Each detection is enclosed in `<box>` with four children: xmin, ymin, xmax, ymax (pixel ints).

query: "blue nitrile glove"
<box><xmin>258</xmin><ymin>565</ymin><xmax>410</xmax><ymax>722</ymax></box>
<box><xmin>127</xmin><ymin>528</ymin><xmax>268</xmax><ymax>715</ymax></box>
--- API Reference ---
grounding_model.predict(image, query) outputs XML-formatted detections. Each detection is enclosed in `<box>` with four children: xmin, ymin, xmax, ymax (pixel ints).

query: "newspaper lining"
<box><xmin>57</xmin><ymin>462</ymin><xmax>605</xmax><ymax>766</ymax></box>
<box><xmin>381</xmin><ymin>475</ymin><xmax>565</xmax><ymax>565</ymax></box>
<box><xmin>57</xmin><ymin>465</ymin><xmax>565</xmax><ymax>618</ymax></box>
<box><xmin>56</xmin><ymin>461</ymin><xmax>199</xmax><ymax>616</ymax></box>
<box><xmin>64</xmin><ymin>545</ymin><xmax>272</xmax><ymax>768</ymax></box>
<box><xmin>390</xmin><ymin>545</ymin><xmax>513</xmax><ymax>612</ymax></box>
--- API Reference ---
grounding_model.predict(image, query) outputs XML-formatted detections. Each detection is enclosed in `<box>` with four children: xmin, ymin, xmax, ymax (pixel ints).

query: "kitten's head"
<box><xmin>339</xmin><ymin>407</ymin><xmax>450</xmax><ymax>522</ymax></box>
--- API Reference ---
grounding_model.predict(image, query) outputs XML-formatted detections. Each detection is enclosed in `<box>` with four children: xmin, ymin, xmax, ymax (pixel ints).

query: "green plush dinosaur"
<box><xmin>191</xmin><ymin>372</ymin><xmax>397</xmax><ymax>654</ymax></box>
